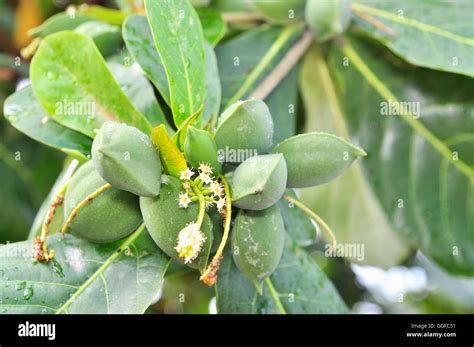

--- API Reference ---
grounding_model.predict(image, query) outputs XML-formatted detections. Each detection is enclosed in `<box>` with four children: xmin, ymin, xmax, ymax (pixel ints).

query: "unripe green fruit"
<box><xmin>305</xmin><ymin>0</ymin><xmax>352</xmax><ymax>42</ymax></box>
<box><xmin>63</xmin><ymin>161</ymin><xmax>142</xmax><ymax>243</ymax></box>
<box><xmin>92</xmin><ymin>121</ymin><xmax>162</xmax><ymax>197</ymax></box>
<box><xmin>272</xmin><ymin>132</ymin><xmax>366</xmax><ymax>187</ymax></box>
<box><xmin>140</xmin><ymin>175</ymin><xmax>213</xmax><ymax>272</ymax></box>
<box><xmin>231</xmin><ymin>205</ymin><xmax>285</xmax><ymax>293</ymax></box>
<box><xmin>231</xmin><ymin>154</ymin><xmax>287</xmax><ymax>210</ymax></box>
<box><xmin>184</xmin><ymin>126</ymin><xmax>221</xmax><ymax>174</ymax></box>
<box><xmin>214</xmin><ymin>99</ymin><xmax>274</xmax><ymax>163</ymax></box>
<box><xmin>252</xmin><ymin>0</ymin><xmax>306</xmax><ymax>23</ymax></box>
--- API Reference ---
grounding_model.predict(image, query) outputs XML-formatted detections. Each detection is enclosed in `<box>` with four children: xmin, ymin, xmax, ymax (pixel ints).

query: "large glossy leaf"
<box><xmin>122</xmin><ymin>15</ymin><xmax>170</xmax><ymax>106</ymax></box>
<box><xmin>0</xmin><ymin>227</ymin><xmax>170</xmax><ymax>314</ymax></box>
<box><xmin>196</xmin><ymin>7</ymin><xmax>226</xmax><ymax>46</ymax></box>
<box><xmin>30</xmin><ymin>31</ymin><xmax>152</xmax><ymax>138</ymax></box>
<box><xmin>216</xmin><ymin>239</ymin><xmax>348</xmax><ymax>314</ymax></box>
<box><xmin>124</xmin><ymin>14</ymin><xmax>219</xmax><ymax>125</ymax></box>
<box><xmin>265</xmin><ymin>65</ymin><xmax>299</xmax><ymax>144</ymax></box>
<box><xmin>331</xmin><ymin>36</ymin><xmax>474</xmax><ymax>275</ymax></box>
<box><xmin>203</xmin><ymin>43</ymin><xmax>221</xmax><ymax>124</ymax></box>
<box><xmin>352</xmin><ymin>0</ymin><xmax>474</xmax><ymax>77</ymax></box>
<box><xmin>3</xmin><ymin>86</ymin><xmax>92</xmax><ymax>160</ymax></box>
<box><xmin>108</xmin><ymin>62</ymin><xmax>171</xmax><ymax>129</ymax></box>
<box><xmin>29</xmin><ymin>12</ymin><xmax>94</xmax><ymax>37</ymax></box>
<box><xmin>299</xmin><ymin>46</ymin><xmax>409</xmax><ymax>268</ymax></box>
<box><xmin>216</xmin><ymin>25</ymin><xmax>303</xmax><ymax>141</ymax></box>
<box><xmin>145</xmin><ymin>0</ymin><xmax>206</xmax><ymax>127</ymax></box>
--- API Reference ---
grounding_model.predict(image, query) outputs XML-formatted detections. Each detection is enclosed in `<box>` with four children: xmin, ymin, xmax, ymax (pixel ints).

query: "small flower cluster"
<box><xmin>174</xmin><ymin>163</ymin><xmax>227</xmax><ymax>264</ymax></box>
<box><xmin>178</xmin><ymin>163</ymin><xmax>226</xmax><ymax>213</ymax></box>
<box><xmin>174</xmin><ymin>222</ymin><xmax>207</xmax><ymax>264</ymax></box>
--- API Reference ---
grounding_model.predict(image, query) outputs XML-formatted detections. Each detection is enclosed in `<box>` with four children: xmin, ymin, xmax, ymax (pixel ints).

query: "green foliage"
<box><xmin>2</xmin><ymin>0</ymin><xmax>471</xmax><ymax>315</ymax></box>
<box><xmin>30</xmin><ymin>31</ymin><xmax>151</xmax><ymax>137</ymax></box>
<box><xmin>145</xmin><ymin>0</ymin><xmax>206</xmax><ymax>127</ymax></box>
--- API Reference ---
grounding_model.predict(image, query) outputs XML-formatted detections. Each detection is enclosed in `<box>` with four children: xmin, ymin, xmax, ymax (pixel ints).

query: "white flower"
<box><xmin>198</xmin><ymin>163</ymin><xmax>213</xmax><ymax>175</ymax></box>
<box><xmin>178</xmin><ymin>193</ymin><xmax>191</xmax><ymax>208</ymax></box>
<box><xmin>180</xmin><ymin>167</ymin><xmax>194</xmax><ymax>181</ymax></box>
<box><xmin>210</xmin><ymin>181</ymin><xmax>224</xmax><ymax>197</ymax></box>
<box><xmin>199</xmin><ymin>172</ymin><xmax>213</xmax><ymax>184</ymax></box>
<box><xmin>216</xmin><ymin>197</ymin><xmax>226</xmax><ymax>213</ymax></box>
<box><xmin>174</xmin><ymin>222</ymin><xmax>207</xmax><ymax>264</ymax></box>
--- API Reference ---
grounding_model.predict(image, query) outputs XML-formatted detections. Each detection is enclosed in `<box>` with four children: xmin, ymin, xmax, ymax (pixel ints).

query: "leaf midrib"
<box><xmin>352</xmin><ymin>2</ymin><xmax>474</xmax><ymax>46</ymax></box>
<box><xmin>54</xmin><ymin>224</ymin><xmax>146</xmax><ymax>314</ymax></box>
<box><xmin>342</xmin><ymin>41</ymin><xmax>474</xmax><ymax>182</ymax></box>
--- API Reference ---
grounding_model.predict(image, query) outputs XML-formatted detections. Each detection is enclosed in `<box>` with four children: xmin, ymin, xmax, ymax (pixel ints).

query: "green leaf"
<box><xmin>331</xmin><ymin>36</ymin><xmax>474</xmax><ymax>275</ymax></box>
<box><xmin>30</xmin><ymin>31</ymin><xmax>152</xmax><ymax>138</ymax></box>
<box><xmin>352</xmin><ymin>0</ymin><xmax>474</xmax><ymax>77</ymax></box>
<box><xmin>77</xmin><ymin>5</ymin><xmax>129</xmax><ymax>25</ymax></box>
<box><xmin>265</xmin><ymin>65</ymin><xmax>300</xmax><ymax>144</ymax></box>
<box><xmin>202</xmin><ymin>42</ymin><xmax>221</xmax><ymax>124</ymax></box>
<box><xmin>196</xmin><ymin>7</ymin><xmax>227</xmax><ymax>46</ymax></box>
<box><xmin>3</xmin><ymin>86</ymin><xmax>91</xmax><ymax>159</ymax></box>
<box><xmin>29</xmin><ymin>12</ymin><xmax>93</xmax><ymax>37</ymax></box>
<box><xmin>216</xmin><ymin>25</ymin><xmax>303</xmax><ymax>109</ymax></box>
<box><xmin>108</xmin><ymin>62</ymin><xmax>171</xmax><ymax>130</ymax></box>
<box><xmin>145</xmin><ymin>0</ymin><xmax>207</xmax><ymax>127</ymax></box>
<box><xmin>75</xmin><ymin>21</ymin><xmax>122</xmax><ymax>57</ymax></box>
<box><xmin>122</xmin><ymin>15</ymin><xmax>170</xmax><ymax>105</ymax></box>
<box><xmin>216</xmin><ymin>238</ymin><xmax>348</xmax><ymax>314</ymax></box>
<box><xmin>299</xmin><ymin>46</ymin><xmax>409</xmax><ymax>268</ymax></box>
<box><xmin>151</xmin><ymin>124</ymin><xmax>187</xmax><ymax>177</ymax></box>
<box><xmin>123</xmin><ymin>15</ymin><xmax>220</xmax><ymax>125</ymax></box>
<box><xmin>0</xmin><ymin>228</ymin><xmax>170</xmax><ymax>314</ymax></box>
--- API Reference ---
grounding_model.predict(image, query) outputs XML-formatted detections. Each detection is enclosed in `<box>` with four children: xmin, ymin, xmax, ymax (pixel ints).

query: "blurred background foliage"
<box><xmin>0</xmin><ymin>0</ymin><xmax>472</xmax><ymax>314</ymax></box>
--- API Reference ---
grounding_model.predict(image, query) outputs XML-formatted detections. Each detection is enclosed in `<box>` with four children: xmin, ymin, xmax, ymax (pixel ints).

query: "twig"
<box><xmin>283</xmin><ymin>194</ymin><xmax>337</xmax><ymax>249</ymax></box>
<box><xmin>251</xmin><ymin>29</ymin><xmax>313</xmax><ymax>100</ymax></box>
<box><xmin>61</xmin><ymin>183</ymin><xmax>112</xmax><ymax>235</ymax></box>
<box><xmin>200</xmin><ymin>175</ymin><xmax>232</xmax><ymax>286</ymax></box>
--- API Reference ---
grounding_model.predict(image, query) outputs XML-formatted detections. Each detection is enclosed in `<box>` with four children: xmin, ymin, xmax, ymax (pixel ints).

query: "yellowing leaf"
<box><xmin>151</xmin><ymin>124</ymin><xmax>187</xmax><ymax>177</ymax></box>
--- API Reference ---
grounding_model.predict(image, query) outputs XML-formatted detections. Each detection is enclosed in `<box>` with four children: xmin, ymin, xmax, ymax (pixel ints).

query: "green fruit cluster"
<box><xmin>61</xmin><ymin>98</ymin><xmax>364</xmax><ymax>286</ymax></box>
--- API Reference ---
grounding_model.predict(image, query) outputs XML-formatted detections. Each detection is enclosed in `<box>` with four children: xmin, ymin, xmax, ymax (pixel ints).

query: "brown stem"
<box><xmin>250</xmin><ymin>29</ymin><xmax>313</xmax><ymax>100</ymax></box>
